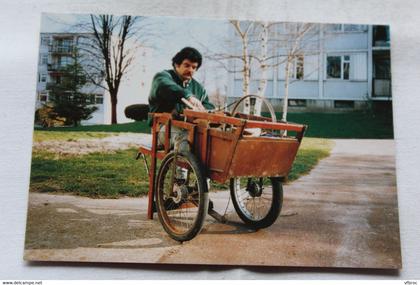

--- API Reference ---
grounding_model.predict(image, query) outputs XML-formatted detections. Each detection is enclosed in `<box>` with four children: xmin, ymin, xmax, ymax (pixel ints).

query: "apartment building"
<box><xmin>226</xmin><ymin>24</ymin><xmax>391</xmax><ymax>112</ymax></box>
<box><xmin>36</xmin><ymin>32</ymin><xmax>155</xmax><ymax>125</ymax></box>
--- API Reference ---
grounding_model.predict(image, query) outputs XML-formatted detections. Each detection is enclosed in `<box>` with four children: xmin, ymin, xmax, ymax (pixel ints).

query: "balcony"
<box><xmin>50</xmin><ymin>45</ymin><xmax>74</xmax><ymax>55</ymax></box>
<box><xmin>372</xmin><ymin>79</ymin><xmax>392</xmax><ymax>98</ymax></box>
<box><xmin>373</xmin><ymin>26</ymin><xmax>390</xmax><ymax>48</ymax></box>
<box><xmin>47</xmin><ymin>64</ymin><xmax>68</xmax><ymax>71</ymax></box>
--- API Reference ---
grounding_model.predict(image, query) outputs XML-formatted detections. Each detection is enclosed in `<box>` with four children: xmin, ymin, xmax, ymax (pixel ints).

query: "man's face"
<box><xmin>175</xmin><ymin>59</ymin><xmax>199</xmax><ymax>81</ymax></box>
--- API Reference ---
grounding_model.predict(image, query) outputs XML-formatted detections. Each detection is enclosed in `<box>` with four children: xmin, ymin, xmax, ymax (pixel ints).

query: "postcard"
<box><xmin>24</xmin><ymin>13</ymin><xmax>400</xmax><ymax>268</ymax></box>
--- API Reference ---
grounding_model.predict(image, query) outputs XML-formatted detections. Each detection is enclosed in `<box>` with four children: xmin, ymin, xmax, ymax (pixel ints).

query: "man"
<box><xmin>148</xmin><ymin>47</ymin><xmax>215</xmax><ymax>150</ymax></box>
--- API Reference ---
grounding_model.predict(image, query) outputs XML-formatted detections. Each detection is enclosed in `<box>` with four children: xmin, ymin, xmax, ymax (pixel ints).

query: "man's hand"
<box><xmin>187</xmin><ymin>96</ymin><xmax>206</xmax><ymax>111</ymax></box>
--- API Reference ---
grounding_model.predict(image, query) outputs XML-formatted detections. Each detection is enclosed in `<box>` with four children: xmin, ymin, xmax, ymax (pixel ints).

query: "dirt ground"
<box><xmin>33</xmin><ymin>133</ymin><xmax>151</xmax><ymax>155</ymax></box>
<box><xmin>24</xmin><ymin>139</ymin><xmax>401</xmax><ymax>269</ymax></box>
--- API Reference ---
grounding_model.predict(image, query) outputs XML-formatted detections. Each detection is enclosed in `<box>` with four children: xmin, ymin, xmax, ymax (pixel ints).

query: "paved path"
<box><xmin>24</xmin><ymin>139</ymin><xmax>401</xmax><ymax>268</ymax></box>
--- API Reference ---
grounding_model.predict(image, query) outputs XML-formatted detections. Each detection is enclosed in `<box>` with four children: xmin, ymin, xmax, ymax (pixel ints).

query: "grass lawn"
<box><xmin>275</xmin><ymin>111</ymin><xmax>394</xmax><ymax>139</ymax></box>
<box><xmin>30</xmin><ymin>149</ymin><xmax>149</xmax><ymax>198</ymax></box>
<box><xmin>35</xmin><ymin>121</ymin><xmax>151</xmax><ymax>134</ymax></box>
<box><xmin>36</xmin><ymin>111</ymin><xmax>393</xmax><ymax>139</ymax></box>
<box><xmin>288</xmin><ymin>138</ymin><xmax>334</xmax><ymax>182</ymax></box>
<box><xmin>29</xmin><ymin>137</ymin><xmax>333</xmax><ymax>198</ymax></box>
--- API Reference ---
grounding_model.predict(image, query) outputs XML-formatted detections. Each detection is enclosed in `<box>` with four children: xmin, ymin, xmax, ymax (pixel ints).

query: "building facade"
<box><xmin>36</xmin><ymin>32</ymin><xmax>154</xmax><ymax>125</ymax></box>
<box><xmin>36</xmin><ymin>33</ymin><xmax>106</xmax><ymax>125</ymax></box>
<box><xmin>227</xmin><ymin>24</ymin><xmax>391</xmax><ymax>112</ymax></box>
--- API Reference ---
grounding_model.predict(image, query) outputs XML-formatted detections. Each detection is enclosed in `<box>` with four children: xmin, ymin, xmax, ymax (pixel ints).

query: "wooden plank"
<box><xmin>245</xmin><ymin>120</ymin><xmax>305</xmax><ymax>132</ymax></box>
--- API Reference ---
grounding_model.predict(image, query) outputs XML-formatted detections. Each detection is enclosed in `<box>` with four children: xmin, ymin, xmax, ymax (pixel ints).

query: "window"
<box><xmin>54</xmin><ymin>38</ymin><xmax>73</xmax><ymax>53</ymax></box>
<box><xmin>95</xmin><ymin>95</ymin><xmax>104</xmax><ymax>104</ymax></box>
<box><xmin>344</xmin><ymin>24</ymin><xmax>367</xmax><ymax>32</ymax></box>
<box><xmin>295</xmin><ymin>55</ymin><xmax>304</xmax><ymax>80</ymax></box>
<box><xmin>373</xmin><ymin>25</ymin><xmax>390</xmax><ymax>47</ymax></box>
<box><xmin>343</xmin><ymin>55</ymin><xmax>350</xmax><ymax>80</ymax></box>
<box><xmin>327</xmin><ymin>56</ymin><xmax>342</xmax><ymax>79</ymax></box>
<box><xmin>39</xmin><ymin>92</ymin><xmax>48</xmax><ymax>102</ymax></box>
<box><xmin>334</xmin><ymin>100</ymin><xmax>354</xmax><ymax>109</ymax></box>
<box><xmin>288</xmin><ymin>99</ymin><xmax>307</xmax><ymax>107</ymax></box>
<box><xmin>40</xmin><ymin>74</ymin><xmax>47</xmax><ymax>83</ymax></box>
<box><xmin>58</xmin><ymin>56</ymin><xmax>73</xmax><ymax>67</ymax></box>
<box><xmin>326</xmin><ymin>24</ymin><xmax>367</xmax><ymax>33</ymax></box>
<box><xmin>327</xmin><ymin>53</ymin><xmax>367</xmax><ymax>81</ymax></box>
<box><xmin>326</xmin><ymin>24</ymin><xmax>342</xmax><ymax>32</ymax></box>
<box><xmin>41</xmin><ymin>54</ymin><xmax>48</xmax><ymax>65</ymax></box>
<box><xmin>279</xmin><ymin>55</ymin><xmax>305</xmax><ymax>80</ymax></box>
<box><xmin>41</xmin><ymin>36</ymin><xmax>50</xmax><ymax>46</ymax></box>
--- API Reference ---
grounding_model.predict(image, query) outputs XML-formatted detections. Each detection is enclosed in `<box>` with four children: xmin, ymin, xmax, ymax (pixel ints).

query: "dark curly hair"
<box><xmin>172</xmin><ymin>47</ymin><xmax>202</xmax><ymax>70</ymax></box>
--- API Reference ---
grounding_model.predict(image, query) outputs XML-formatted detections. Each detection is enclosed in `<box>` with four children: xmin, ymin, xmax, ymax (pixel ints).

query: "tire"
<box><xmin>155</xmin><ymin>151</ymin><xmax>208</xmax><ymax>241</ymax></box>
<box><xmin>230</xmin><ymin>177</ymin><xmax>282</xmax><ymax>229</ymax></box>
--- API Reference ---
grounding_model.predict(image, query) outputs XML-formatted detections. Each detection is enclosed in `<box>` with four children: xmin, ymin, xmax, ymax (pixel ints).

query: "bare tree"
<box><xmin>190</xmin><ymin>20</ymin><xmax>254</xmax><ymax>113</ymax></box>
<box><xmin>195</xmin><ymin>20</ymin><xmax>322</xmax><ymax>121</ymax></box>
<box><xmin>275</xmin><ymin>23</ymin><xmax>318</xmax><ymax>122</ymax></box>
<box><xmin>85</xmin><ymin>15</ymin><xmax>144</xmax><ymax>124</ymax></box>
<box><xmin>254</xmin><ymin>21</ymin><xmax>269</xmax><ymax>115</ymax></box>
<box><xmin>200</xmin><ymin>21</ymin><xmax>282</xmax><ymax>115</ymax></box>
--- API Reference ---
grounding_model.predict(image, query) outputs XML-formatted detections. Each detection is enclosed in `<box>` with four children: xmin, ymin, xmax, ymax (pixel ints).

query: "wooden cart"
<box><xmin>137</xmin><ymin>98</ymin><xmax>307</xmax><ymax>241</ymax></box>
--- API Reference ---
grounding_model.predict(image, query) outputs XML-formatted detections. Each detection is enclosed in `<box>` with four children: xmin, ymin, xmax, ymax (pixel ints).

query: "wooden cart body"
<box><xmin>138</xmin><ymin>110</ymin><xmax>307</xmax><ymax>219</ymax></box>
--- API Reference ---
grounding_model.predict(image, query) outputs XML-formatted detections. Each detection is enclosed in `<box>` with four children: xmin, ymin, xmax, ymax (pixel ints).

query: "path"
<box><xmin>24</xmin><ymin>139</ymin><xmax>401</xmax><ymax>268</ymax></box>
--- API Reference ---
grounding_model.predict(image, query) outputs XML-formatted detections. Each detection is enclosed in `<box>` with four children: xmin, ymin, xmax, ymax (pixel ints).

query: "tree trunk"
<box><xmin>282</xmin><ymin>58</ymin><xmax>292</xmax><ymax>122</ymax></box>
<box><xmin>242</xmin><ymin>37</ymin><xmax>251</xmax><ymax>114</ymax></box>
<box><xmin>255</xmin><ymin>21</ymin><xmax>269</xmax><ymax>116</ymax></box>
<box><xmin>111</xmin><ymin>93</ymin><xmax>118</xmax><ymax>124</ymax></box>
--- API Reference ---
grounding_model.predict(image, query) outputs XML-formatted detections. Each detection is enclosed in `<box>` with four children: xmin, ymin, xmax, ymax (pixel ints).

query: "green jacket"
<box><xmin>148</xmin><ymin>69</ymin><xmax>215</xmax><ymax>125</ymax></box>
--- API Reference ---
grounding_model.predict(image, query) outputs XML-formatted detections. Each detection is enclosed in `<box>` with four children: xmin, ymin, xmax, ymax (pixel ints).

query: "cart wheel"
<box><xmin>156</xmin><ymin>151</ymin><xmax>209</xmax><ymax>241</ymax></box>
<box><xmin>231</xmin><ymin>94</ymin><xmax>277</xmax><ymax>122</ymax></box>
<box><xmin>230</xmin><ymin>177</ymin><xmax>282</xmax><ymax>229</ymax></box>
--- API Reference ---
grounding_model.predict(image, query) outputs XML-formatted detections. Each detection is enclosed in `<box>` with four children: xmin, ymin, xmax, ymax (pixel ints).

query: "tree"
<box><xmin>202</xmin><ymin>20</ymin><xmax>278</xmax><ymax>115</ymax></box>
<box><xmin>48</xmin><ymin>51</ymin><xmax>97</xmax><ymax>126</ymax></box>
<box><xmin>204</xmin><ymin>21</ymin><xmax>322</xmax><ymax>123</ymax></box>
<box><xmin>275</xmin><ymin>23</ymin><xmax>317</xmax><ymax>122</ymax></box>
<box><xmin>82</xmin><ymin>15</ymin><xmax>141</xmax><ymax>124</ymax></box>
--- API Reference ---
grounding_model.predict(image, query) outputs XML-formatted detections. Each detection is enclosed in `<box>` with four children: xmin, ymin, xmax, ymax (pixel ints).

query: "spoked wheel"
<box><xmin>231</xmin><ymin>94</ymin><xmax>277</xmax><ymax>136</ymax></box>
<box><xmin>230</xmin><ymin>177</ymin><xmax>283</xmax><ymax>229</ymax></box>
<box><xmin>156</xmin><ymin>151</ymin><xmax>209</xmax><ymax>242</ymax></box>
<box><xmin>231</xmin><ymin>94</ymin><xmax>277</xmax><ymax>122</ymax></box>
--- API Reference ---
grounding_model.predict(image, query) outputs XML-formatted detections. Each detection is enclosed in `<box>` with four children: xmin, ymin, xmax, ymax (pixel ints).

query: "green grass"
<box><xmin>30</xmin><ymin>149</ymin><xmax>149</xmax><ymax>198</ymax></box>
<box><xmin>287</xmin><ymin>138</ymin><xmax>334</xmax><ymax>182</ymax></box>
<box><xmin>264</xmin><ymin>111</ymin><xmax>394</xmax><ymax>139</ymax></box>
<box><xmin>33</xmin><ymin>131</ymin><xmax>115</xmax><ymax>142</ymax></box>
<box><xmin>30</xmin><ymin>137</ymin><xmax>333</xmax><ymax>198</ymax></box>
<box><xmin>35</xmin><ymin>121</ymin><xmax>151</xmax><ymax>134</ymax></box>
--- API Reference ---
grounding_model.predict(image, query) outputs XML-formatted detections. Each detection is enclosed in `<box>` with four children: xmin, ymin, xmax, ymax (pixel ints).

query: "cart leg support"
<box><xmin>208</xmin><ymin>209</ymin><xmax>227</xmax><ymax>223</ymax></box>
<box><xmin>208</xmin><ymin>200</ymin><xmax>227</xmax><ymax>223</ymax></box>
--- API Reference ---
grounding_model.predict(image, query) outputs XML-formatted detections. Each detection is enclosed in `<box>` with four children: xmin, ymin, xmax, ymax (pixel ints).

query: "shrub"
<box><xmin>35</xmin><ymin>104</ymin><xmax>66</xmax><ymax>128</ymax></box>
<box><xmin>124</xmin><ymin>104</ymin><xmax>149</xmax><ymax>121</ymax></box>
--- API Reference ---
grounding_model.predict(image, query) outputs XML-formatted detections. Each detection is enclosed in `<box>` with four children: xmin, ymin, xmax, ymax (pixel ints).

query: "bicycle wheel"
<box><xmin>156</xmin><ymin>151</ymin><xmax>209</xmax><ymax>241</ymax></box>
<box><xmin>230</xmin><ymin>177</ymin><xmax>282</xmax><ymax>229</ymax></box>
